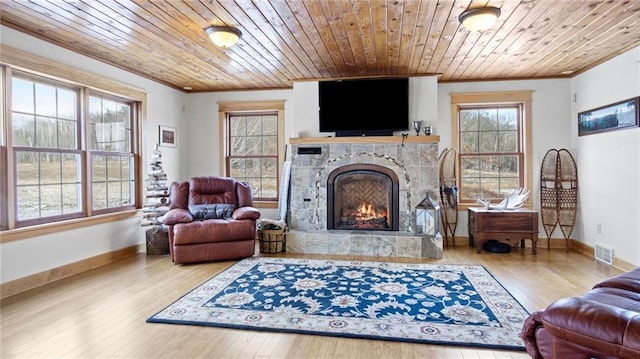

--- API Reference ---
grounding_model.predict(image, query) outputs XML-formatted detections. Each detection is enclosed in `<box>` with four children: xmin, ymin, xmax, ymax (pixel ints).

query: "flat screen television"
<box><xmin>319</xmin><ymin>77</ymin><xmax>409</xmax><ymax>137</ymax></box>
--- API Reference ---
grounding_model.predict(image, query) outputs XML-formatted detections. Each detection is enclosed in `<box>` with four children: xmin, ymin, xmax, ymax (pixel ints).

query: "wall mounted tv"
<box><xmin>318</xmin><ymin>77</ymin><xmax>409</xmax><ymax>137</ymax></box>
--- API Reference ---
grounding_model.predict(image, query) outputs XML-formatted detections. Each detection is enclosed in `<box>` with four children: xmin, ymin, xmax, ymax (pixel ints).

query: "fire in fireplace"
<box><xmin>327</xmin><ymin>164</ymin><xmax>399</xmax><ymax>231</ymax></box>
<box><xmin>342</xmin><ymin>201</ymin><xmax>388</xmax><ymax>229</ymax></box>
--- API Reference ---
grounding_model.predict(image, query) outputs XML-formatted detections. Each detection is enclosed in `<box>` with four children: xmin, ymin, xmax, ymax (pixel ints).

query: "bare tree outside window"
<box><xmin>228</xmin><ymin>113</ymin><xmax>278</xmax><ymax>201</ymax></box>
<box><xmin>459</xmin><ymin>106</ymin><xmax>521</xmax><ymax>201</ymax></box>
<box><xmin>12</xmin><ymin>76</ymin><xmax>83</xmax><ymax>224</ymax></box>
<box><xmin>7</xmin><ymin>72</ymin><xmax>139</xmax><ymax>228</ymax></box>
<box><xmin>89</xmin><ymin>95</ymin><xmax>135</xmax><ymax>212</ymax></box>
<box><xmin>451</xmin><ymin>91</ymin><xmax>532</xmax><ymax>207</ymax></box>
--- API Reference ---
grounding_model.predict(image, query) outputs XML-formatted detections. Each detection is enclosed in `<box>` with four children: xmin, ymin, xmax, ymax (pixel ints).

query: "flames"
<box><xmin>355</xmin><ymin>203</ymin><xmax>385</xmax><ymax>220</ymax></box>
<box><xmin>338</xmin><ymin>201</ymin><xmax>389</xmax><ymax>229</ymax></box>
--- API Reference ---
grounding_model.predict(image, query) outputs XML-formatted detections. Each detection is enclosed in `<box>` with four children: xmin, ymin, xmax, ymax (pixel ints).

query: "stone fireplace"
<box><xmin>286</xmin><ymin>136</ymin><xmax>443</xmax><ymax>259</ymax></box>
<box><xmin>327</xmin><ymin>164</ymin><xmax>399</xmax><ymax>231</ymax></box>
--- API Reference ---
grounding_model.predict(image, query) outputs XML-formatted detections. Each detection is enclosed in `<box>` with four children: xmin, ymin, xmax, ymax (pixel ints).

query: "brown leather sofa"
<box><xmin>520</xmin><ymin>267</ymin><xmax>640</xmax><ymax>359</ymax></box>
<box><xmin>160</xmin><ymin>176</ymin><xmax>260</xmax><ymax>264</ymax></box>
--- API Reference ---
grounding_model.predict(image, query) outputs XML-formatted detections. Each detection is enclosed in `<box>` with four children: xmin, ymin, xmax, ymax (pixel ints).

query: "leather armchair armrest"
<box><xmin>542</xmin><ymin>297</ymin><xmax>640</xmax><ymax>356</ymax></box>
<box><xmin>232</xmin><ymin>206</ymin><xmax>261</xmax><ymax>220</ymax></box>
<box><xmin>520</xmin><ymin>311</ymin><xmax>545</xmax><ymax>359</ymax></box>
<box><xmin>161</xmin><ymin>208</ymin><xmax>193</xmax><ymax>225</ymax></box>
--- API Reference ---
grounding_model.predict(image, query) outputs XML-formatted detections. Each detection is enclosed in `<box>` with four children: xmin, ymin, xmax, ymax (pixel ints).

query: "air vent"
<box><xmin>595</xmin><ymin>244</ymin><xmax>614</xmax><ymax>265</ymax></box>
<box><xmin>297</xmin><ymin>147</ymin><xmax>322</xmax><ymax>155</ymax></box>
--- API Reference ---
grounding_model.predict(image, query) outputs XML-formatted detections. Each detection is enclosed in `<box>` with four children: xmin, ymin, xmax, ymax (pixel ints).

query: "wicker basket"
<box><xmin>258</xmin><ymin>228</ymin><xmax>286</xmax><ymax>253</ymax></box>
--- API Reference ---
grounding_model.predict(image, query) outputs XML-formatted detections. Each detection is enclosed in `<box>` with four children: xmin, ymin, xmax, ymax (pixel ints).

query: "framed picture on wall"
<box><xmin>159</xmin><ymin>125</ymin><xmax>177</xmax><ymax>147</ymax></box>
<box><xmin>578</xmin><ymin>97</ymin><xmax>639</xmax><ymax>136</ymax></box>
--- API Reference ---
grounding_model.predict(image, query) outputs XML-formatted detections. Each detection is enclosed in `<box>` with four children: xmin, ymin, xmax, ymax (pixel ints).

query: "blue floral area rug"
<box><xmin>147</xmin><ymin>258</ymin><xmax>528</xmax><ymax>350</ymax></box>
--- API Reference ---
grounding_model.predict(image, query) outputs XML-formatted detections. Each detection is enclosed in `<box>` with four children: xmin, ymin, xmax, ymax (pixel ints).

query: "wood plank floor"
<box><xmin>1</xmin><ymin>243</ymin><xmax>622</xmax><ymax>359</ymax></box>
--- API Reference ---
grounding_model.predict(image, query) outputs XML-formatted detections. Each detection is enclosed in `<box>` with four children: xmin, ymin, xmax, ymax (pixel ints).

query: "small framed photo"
<box><xmin>159</xmin><ymin>125</ymin><xmax>176</xmax><ymax>147</ymax></box>
<box><xmin>578</xmin><ymin>97</ymin><xmax>639</xmax><ymax>136</ymax></box>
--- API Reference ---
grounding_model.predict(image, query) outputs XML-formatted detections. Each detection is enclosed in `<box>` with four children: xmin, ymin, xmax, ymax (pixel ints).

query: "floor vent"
<box><xmin>595</xmin><ymin>244</ymin><xmax>614</xmax><ymax>265</ymax></box>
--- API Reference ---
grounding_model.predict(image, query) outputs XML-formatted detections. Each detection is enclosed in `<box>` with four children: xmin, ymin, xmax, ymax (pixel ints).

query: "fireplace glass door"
<box><xmin>327</xmin><ymin>164</ymin><xmax>399</xmax><ymax>231</ymax></box>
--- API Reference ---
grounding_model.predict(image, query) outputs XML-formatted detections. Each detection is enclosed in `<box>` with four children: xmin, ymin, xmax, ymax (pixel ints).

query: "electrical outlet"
<box><xmin>597</xmin><ymin>224</ymin><xmax>602</xmax><ymax>234</ymax></box>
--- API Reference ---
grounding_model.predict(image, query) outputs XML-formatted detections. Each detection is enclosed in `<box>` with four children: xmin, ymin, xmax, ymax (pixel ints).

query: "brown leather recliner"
<box><xmin>160</xmin><ymin>176</ymin><xmax>261</xmax><ymax>264</ymax></box>
<box><xmin>520</xmin><ymin>267</ymin><xmax>640</xmax><ymax>359</ymax></box>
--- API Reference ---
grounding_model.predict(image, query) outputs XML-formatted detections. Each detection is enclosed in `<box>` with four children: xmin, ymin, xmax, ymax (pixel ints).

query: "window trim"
<box><xmin>0</xmin><ymin>210</ymin><xmax>140</xmax><ymax>243</ymax></box>
<box><xmin>11</xmin><ymin>71</ymin><xmax>86</xmax><ymax>226</ymax></box>
<box><xmin>450</xmin><ymin>91</ymin><xmax>533</xmax><ymax>209</ymax></box>
<box><xmin>86</xmin><ymin>89</ymin><xmax>139</xmax><ymax>215</ymax></box>
<box><xmin>218</xmin><ymin>100</ymin><xmax>285</xmax><ymax>208</ymax></box>
<box><xmin>0</xmin><ymin>44</ymin><xmax>145</xmax><ymax>235</ymax></box>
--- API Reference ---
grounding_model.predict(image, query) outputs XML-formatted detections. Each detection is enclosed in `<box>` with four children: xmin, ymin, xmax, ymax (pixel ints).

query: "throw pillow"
<box><xmin>160</xmin><ymin>208</ymin><xmax>193</xmax><ymax>225</ymax></box>
<box><xmin>189</xmin><ymin>204</ymin><xmax>235</xmax><ymax>220</ymax></box>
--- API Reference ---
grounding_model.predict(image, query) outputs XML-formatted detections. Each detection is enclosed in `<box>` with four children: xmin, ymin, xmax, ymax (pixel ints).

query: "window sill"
<box><xmin>0</xmin><ymin>210</ymin><xmax>140</xmax><ymax>243</ymax></box>
<box><xmin>253</xmin><ymin>201</ymin><xmax>278</xmax><ymax>209</ymax></box>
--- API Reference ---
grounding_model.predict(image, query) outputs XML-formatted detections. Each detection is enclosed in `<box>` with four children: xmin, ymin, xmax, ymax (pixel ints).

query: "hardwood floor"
<box><xmin>1</xmin><ymin>243</ymin><xmax>622</xmax><ymax>359</ymax></box>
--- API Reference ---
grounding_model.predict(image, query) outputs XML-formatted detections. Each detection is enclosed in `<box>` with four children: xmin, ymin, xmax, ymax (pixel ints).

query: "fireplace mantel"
<box><xmin>289</xmin><ymin>135</ymin><xmax>440</xmax><ymax>145</ymax></box>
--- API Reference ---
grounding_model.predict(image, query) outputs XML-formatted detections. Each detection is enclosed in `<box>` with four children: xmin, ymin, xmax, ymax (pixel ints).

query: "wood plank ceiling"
<box><xmin>1</xmin><ymin>0</ymin><xmax>639</xmax><ymax>92</ymax></box>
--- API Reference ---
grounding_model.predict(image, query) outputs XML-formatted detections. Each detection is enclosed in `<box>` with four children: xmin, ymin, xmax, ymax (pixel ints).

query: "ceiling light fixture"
<box><xmin>205</xmin><ymin>26</ymin><xmax>242</xmax><ymax>48</ymax></box>
<box><xmin>459</xmin><ymin>7</ymin><xmax>501</xmax><ymax>32</ymax></box>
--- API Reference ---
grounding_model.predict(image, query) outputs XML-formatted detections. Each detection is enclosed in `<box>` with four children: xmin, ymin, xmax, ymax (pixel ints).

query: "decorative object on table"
<box><xmin>438</xmin><ymin>148</ymin><xmax>458</xmax><ymax>246</ymax></box>
<box><xmin>159</xmin><ymin>125</ymin><xmax>177</xmax><ymax>147</ymax></box>
<box><xmin>148</xmin><ymin>257</ymin><xmax>529</xmax><ymax>351</ymax></box>
<box><xmin>412</xmin><ymin>120</ymin><xmax>422</xmax><ymax>135</ymax></box>
<box><xmin>423</xmin><ymin>126</ymin><xmax>432</xmax><ymax>135</ymax></box>
<box><xmin>476</xmin><ymin>187</ymin><xmax>529</xmax><ymax>210</ymax></box>
<box><xmin>578</xmin><ymin>97</ymin><xmax>639</xmax><ymax>136</ymax></box>
<box><xmin>414</xmin><ymin>191</ymin><xmax>440</xmax><ymax>237</ymax></box>
<box><xmin>540</xmin><ymin>149</ymin><xmax>578</xmax><ymax>251</ymax></box>
<box><xmin>142</xmin><ymin>144</ymin><xmax>170</xmax><ymax>255</ymax></box>
<box><xmin>257</xmin><ymin>219</ymin><xmax>287</xmax><ymax>253</ymax></box>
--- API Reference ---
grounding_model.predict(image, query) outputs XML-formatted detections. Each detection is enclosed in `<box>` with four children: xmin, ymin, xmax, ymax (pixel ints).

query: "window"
<box><xmin>12</xmin><ymin>75</ymin><xmax>83</xmax><ymax>225</ymax></box>
<box><xmin>1</xmin><ymin>56</ymin><xmax>142</xmax><ymax>232</ymax></box>
<box><xmin>218</xmin><ymin>101</ymin><xmax>285</xmax><ymax>206</ymax></box>
<box><xmin>451</xmin><ymin>92</ymin><xmax>532</xmax><ymax>206</ymax></box>
<box><xmin>88</xmin><ymin>93</ymin><xmax>135</xmax><ymax>212</ymax></box>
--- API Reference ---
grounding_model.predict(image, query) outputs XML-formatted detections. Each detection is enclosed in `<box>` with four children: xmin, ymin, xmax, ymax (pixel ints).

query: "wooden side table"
<box><xmin>468</xmin><ymin>207</ymin><xmax>539</xmax><ymax>255</ymax></box>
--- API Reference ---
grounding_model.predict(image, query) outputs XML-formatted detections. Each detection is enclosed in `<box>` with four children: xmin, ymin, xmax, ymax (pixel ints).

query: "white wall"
<box><xmin>438</xmin><ymin>79</ymin><xmax>573</xmax><ymax>239</ymax></box>
<box><xmin>290</xmin><ymin>81</ymin><xmax>319</xmax><ymax>138</ymax></box>
<box><xmin>571</xmin><ymin>47</ymin><xmax>640</xmax><ymax>266</ymax></box>
<box><xmin>0</xmin><ymin>26</ymin><xmax>187</xmax><ymax>283</ymax></box>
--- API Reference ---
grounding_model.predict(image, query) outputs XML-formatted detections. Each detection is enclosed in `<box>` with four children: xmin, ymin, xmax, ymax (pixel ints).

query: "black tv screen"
<box><xmin>319</xmin><ymin>77</ymin><xmax>409</xmax><ymax>136</ymax></box>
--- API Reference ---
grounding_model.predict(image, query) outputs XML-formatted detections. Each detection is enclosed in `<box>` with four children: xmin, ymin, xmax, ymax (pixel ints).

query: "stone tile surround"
<box><xmin>287</xmin><ymin>136</ymin><xmax>443</xmax><ymax>259</ymax></box>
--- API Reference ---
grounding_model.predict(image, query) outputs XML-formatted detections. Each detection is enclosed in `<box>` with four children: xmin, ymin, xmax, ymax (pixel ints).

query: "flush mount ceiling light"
<box><xmin>205</xmin><ymin>26</ymin><xmax>242</xmax><ymax>48</ymax></box>
<box><xmin>459</xmin><ymin>7</ymin><xmax>501</xmax><ymax>32</ymax></box>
